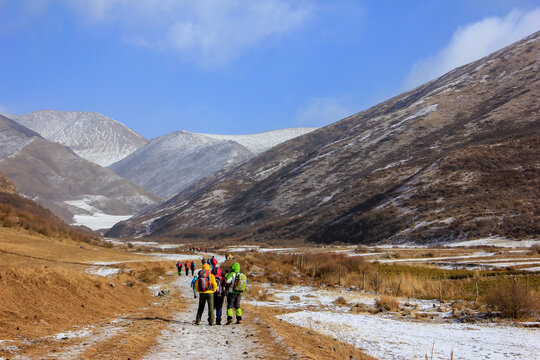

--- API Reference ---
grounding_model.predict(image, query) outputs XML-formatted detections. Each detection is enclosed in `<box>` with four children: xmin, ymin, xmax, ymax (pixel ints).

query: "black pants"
<box><xmin>185</xmin><ymin>267</ymin><xmax>189</xmax><ymax>276</ymax></box>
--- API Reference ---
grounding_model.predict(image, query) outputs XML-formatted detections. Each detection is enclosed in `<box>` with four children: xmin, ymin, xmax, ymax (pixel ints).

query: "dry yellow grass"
<box><xmin>375</xmin><ymin>295</ymin><xmax>400</xmax><ymax>312</ymax></box>
<box><xmin>0</xmin><ymin>228</ymin><xmax>187</xmax><ymax>359</ymax></box>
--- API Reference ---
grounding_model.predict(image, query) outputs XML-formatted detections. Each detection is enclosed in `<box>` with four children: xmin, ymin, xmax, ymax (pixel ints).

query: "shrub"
<box><xmin>333</xmin><ymin>296</ymin><xmax>348</xmax><ymax>306</ymax></box>
<box><xmin>486</xmin><ymin>280</ymin><xmax>539</xmax><ymax>319</ymax></box>
<box><xmin>246</xmin><ymin>285</ymin><xmax>271</xmax><ymax>301</ymax></box>
<box><xmin>375</xmin><ymin>295</ymin><xmax>400</xmax><ymax>312</ymax></box>
<box><xmin>528</xmin><ymin>244</ymin><xmax>540</xmax><ymax>255</ymax></box>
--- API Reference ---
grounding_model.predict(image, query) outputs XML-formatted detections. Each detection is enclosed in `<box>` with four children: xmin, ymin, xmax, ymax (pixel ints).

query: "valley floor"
<box><xmin>1</xmin><ymin>231</ymin><xmax>539</xmax><ymax>359</ymax></box>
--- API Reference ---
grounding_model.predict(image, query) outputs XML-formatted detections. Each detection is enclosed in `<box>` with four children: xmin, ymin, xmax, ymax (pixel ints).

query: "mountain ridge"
<box><xmin>10</xmin><ymin>110</ymin><xmax>149</xmax><ymax>166</ymax></box>
<box><xmin>108</xmin><ymin>31</ymin><xmax>540</xmax><ymax>245</ymax></box>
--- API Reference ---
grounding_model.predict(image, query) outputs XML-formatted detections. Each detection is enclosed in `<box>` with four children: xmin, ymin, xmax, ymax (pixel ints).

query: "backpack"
<box><xmin>212</xmin><ymin>268</ymin><xmax>224</xmax><ymax>296</ymax></box>
<box><xmin>198</xmin><ymin>269</ymin><xmax>212</xmax><ymax>292</ymax></box>
<box><xmin>190</xmin><ymin>262</ymin><xmax>196</xmax><ymax>269</ymax></box>
<box><xmin>233</xmin><ymin>273</ymin><xmax>247</xmax><ymax>293</ymax></box>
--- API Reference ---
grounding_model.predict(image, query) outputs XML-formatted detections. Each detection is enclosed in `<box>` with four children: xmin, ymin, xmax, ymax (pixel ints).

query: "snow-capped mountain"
<box><xmin>108</xmin><ymin>31</ymin><xmax>540</xmax><ymax>245</ymax></box>
<box><xmin>202</xmin><ymin>128</ymin><xmax>318</xmax><ymax>154</ymax></box>
<box><xmin>109</xmin><ymin>130</ymin><xmax>254</xmax><ymax>199</ymax></box>
<box><xmin>0</xmin><ymin>114</ymin><xmax>159</xmax><ymax>228</ymax></box>
<box><xmin>10</xmin><ymin>110</ymin><xmax>148</xmax><ymax>166</ymax></box>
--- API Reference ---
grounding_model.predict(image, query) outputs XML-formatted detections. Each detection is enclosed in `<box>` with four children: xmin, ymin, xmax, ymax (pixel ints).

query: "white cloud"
<box><xmin>68</xmin><ymin>0</ymin><xmax>313</xmax><ymax>66</ymax></box>
<box><xmin>406</xmin><ymin>7</ymin><xmax>540</xmax><ymax>89</ymax></box>
<box><xmin>295</xmin><ymin>97</ymin><xmax>355</xmax><ymax>127</ymax></box>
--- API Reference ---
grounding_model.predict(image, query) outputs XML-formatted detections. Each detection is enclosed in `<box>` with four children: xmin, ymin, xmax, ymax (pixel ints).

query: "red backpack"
<box><xmin>212</xmin><ymin>268</ymin><xmax>224</xmax><ymax>296</ymax></box>
<box><xmin>198</xmin><ymin>269</ymin><xmax>212</xmax><ymax>291</ymax></box>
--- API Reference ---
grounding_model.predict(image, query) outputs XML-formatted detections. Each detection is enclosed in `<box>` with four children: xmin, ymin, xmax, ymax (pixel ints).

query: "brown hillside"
<box><xmin>0</xmin><ymin>173</ymin><xmax>98</xmax><ymax>242</ymax></box>
<box><xmin>109</xmin><ymin>31</ymin><xmax>540</xmax><ymax>245</ymax></box>
<box><xmin>0</xmin><ymin>173</ymin><xmax>17</xmax><ymax>194</ymax></box>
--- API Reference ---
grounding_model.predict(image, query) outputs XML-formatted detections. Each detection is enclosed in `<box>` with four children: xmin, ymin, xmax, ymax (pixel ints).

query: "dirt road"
<box><xmin>142</xmin><ymin>273</ymin><xmax>270</xmax><ymax>360</ymax></box>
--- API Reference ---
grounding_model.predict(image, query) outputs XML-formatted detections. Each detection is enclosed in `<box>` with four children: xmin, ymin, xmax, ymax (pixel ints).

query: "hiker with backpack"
<box><xmin>194</xmin><ymin>264</ymin><xmax>218</xmax><ymax>325</ymax></box>
<box><xmin>185</xmin><ymin>260</ymin><xmax>190</xmax><ymax>276</ymax></box>
<box><xmin>190</xmin><ymin>261</ymin><xmax>196</xmax><ymax>276</ymax></box>
<box><xmin>212</xmin><ymin>267</ymin><xmax>226</xmax><ymax>325</ymax></box>
<box><xmin>225</xmin><ymin>262</ymin><xmax>247</xmax><ymax>324</ymax></box>
<box><xmin>175</xmin><ymin>260</ymin><xmax>183</xmax><ymax>276</ymax></box>
<box><xmin>211</xmin><ymin>256</ymin><xmax>218</xmax><ymax>270</ymax></box>
<box><xmin>190</xmin><ymin>274</ymin><xmax>198</xmax><ymax>299</ymax></box>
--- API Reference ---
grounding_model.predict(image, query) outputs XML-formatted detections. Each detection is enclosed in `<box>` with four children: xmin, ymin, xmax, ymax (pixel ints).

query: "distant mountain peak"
<box><xmin>11</xmin><ymin>110</ymin><xmax>148</xmax><ymax>166</ymax></box>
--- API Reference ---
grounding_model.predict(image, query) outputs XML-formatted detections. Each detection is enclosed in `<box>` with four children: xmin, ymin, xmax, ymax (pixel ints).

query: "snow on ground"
<box><xmin>37</xmin><ymin>319</ymin><xmax>127</xmax><ymax>360</ymax></box>
<box><xmin>446</xmin><ymin>237</ymin><xmax>540</xmax><ymax>248</ymax></box>
<box><xmin>65</xmin><ymin>198</ymin><xmax>132</xmax><ymax>230</ymax></box>
<box><xmin>135</xmin><ymin>252</ymin><xmax>226</xmax><ymax>263</ymax></box>
<box><xmin>245</xmin><ymin>285</ymin><xmax>375</xmax><ymax>310</ymax></box>
<box><xmin>142</xmin><ymin>275</ymin><xmax>269</xmax><ymax>360</ymax></box>
<box><xmin>278</xmin><ymin>311</ymin><xmax>540</xmax><ymax>360</ymax></box>
<box><xmin>376</xmin><ymin>251</ymin><xmax>496</xmax><ymax>263</ymax></box>
<box><xmin>85</xmin><ymin>266</ymin><xmax>121</xmax><ymax>277</ymax></box>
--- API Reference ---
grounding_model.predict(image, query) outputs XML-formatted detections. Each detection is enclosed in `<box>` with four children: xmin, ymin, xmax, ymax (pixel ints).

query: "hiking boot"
<box><xmin>209</xmin><ymin>323</ymin><xmax>214</xmax><ymax>326</ymax></box>
<box><xmin>235</xmin><ymin>319</ymin><xmax>242</xmax><ymax>324</ymax></box>
<box><xmin>225</xmin><ymin>319</ymin><xmax>233</xmax><ymax>325</ymax></box>
<box><xmin>216</xmin><ymin>319</ymin><xmax>221</xmax><ymax>325</ymax></box>
<box><xmin>194</xmin><ymin>321</ymin><xmax>201</xmax><ymax>325</ymax></box>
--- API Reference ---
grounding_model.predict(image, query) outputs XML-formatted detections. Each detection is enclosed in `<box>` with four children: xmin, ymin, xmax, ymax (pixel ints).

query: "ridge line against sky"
<box><xmin>1</xmin><ymin>1</ymin><xmax>539</xmax><ymax>139</ymax></box>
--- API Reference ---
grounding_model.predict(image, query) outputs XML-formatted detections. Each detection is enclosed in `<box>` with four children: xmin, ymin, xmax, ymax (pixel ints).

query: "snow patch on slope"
<box><xmin>201</xmin><ymin>127</ymin><xmax>318</xmax><ymax>154</ymax></box>
<box><xmin>11</xmin><ymin>110</ymin><xmax>148</xmax><ymax>166</ymax></box>
<box><xmin>65</xmin><ymin>197</ymin><xmax>132</xmax><ymax>230</ymax></box>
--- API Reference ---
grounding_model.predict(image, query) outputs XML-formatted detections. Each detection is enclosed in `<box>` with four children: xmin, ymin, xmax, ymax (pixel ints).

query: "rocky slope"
<box><xmin>109</xmin><ymin>128</ymin><xmax>317</xmax><ymax>200</ymax></box>
<box><xmin>0</xmin><ymin>114</ymin><xmax>159</xmax><ymax>225</ymax></box>
<box><xmin>108</xmin><ymin>31</ymin><xmax>540</xmax><ymax>245</ymax></box>
<box><xmin>10</xmin><ymin>110</ymin><xmax>148</xmax><ymax>166</ymax></box>
<box><xmin>109</xmin><ymin>131</ymin><xmax>254</xmax><ymax>199</ymax></box>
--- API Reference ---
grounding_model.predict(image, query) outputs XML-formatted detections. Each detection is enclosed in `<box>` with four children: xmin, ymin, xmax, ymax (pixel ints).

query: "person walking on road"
<box><xmin>190</xmin><ymin>261</ymin><xmax>196</xmax><ymax>276</ymax></box>
<box><xmin>194</xmin><ymin>264</ymin><xmax>218</xmax><ymax>325</ymax></box>
<box><xmin>184</xmin><ymin>261</ymin><xmax>190</xmax><ymax>276</ymax></box>
<box><xmin>190</xmin><ymin>273</ymin><xmax>198</xmax><ymax>298</ymax></box>
<box><xmin>225</xmin><ymin>262</ymin><xmax>247</xmax><ymax>325</ymax></box>
<box><xmin>212</xmin><ymin>267</ymin><xmax>226</xmax><ymax>325</ymax></box>
<box><xmin>175</xmin><ymin>260</ymin><xmax>183</xmax><ymax>276</ymax></box>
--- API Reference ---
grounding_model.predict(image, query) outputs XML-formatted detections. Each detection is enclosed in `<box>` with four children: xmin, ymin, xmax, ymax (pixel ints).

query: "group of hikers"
<box><xmin>176</xmin><ymin>255</ymin><xmax>246</xmax><ymax>326</ymax></box>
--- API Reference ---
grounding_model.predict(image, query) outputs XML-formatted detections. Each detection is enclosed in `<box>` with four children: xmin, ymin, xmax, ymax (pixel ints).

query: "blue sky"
<box><xmin>1</xmin><ymin>1</ymin><xmax>539</xmax><ymax>139</ymax></box>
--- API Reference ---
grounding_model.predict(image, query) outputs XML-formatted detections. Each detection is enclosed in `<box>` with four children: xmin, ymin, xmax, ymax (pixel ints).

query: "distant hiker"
<box><xmin>190</xmin><ymin>274</ymin><xmax>198</xmax><ymax>299</ymax></box>
<box><xmin>212</xmin><ymin>267</ymin><xmax>226</xmax><ymax>325</ymax></box>
<box><xmin>190</xmin><ymin>261</ymin><xmax>196</xmax><ymax>276</ymax></box>
<box><xmin>194</xmin><ymin>264</ymin><xmax>218</xmax><ymax>325</ymax></box>
<box><xmin>205</xmin><ymin>248</ymin><xmax>208</xmax><ymax>254</ymax></box>
<box><xmin>185</xmin><ymin>261</ymin><xmax>190</xmax><ymax>276</ymax></box>
<box><xmin>175</xmin><ymin>260</ymin><xmax>183</xmax><ymax>276</ymax></box>
<box><xmin>225</xmin><ymin>262</ymin><xmax>247</xmax><ymax>325</ymax></box>
<box><xmin>202</xmin><ymin>258</ymin><xmax>207</xmax><ymax>265</ymax></box>
<box><xmin>228</xmin><ymin>253</ymin><xmax>233</xmax><ymax>260</ymax></box>
<box><xmin>211</xmin><ymin>257</ymin><xmax>218</xmax><ymax>269</ymax></box>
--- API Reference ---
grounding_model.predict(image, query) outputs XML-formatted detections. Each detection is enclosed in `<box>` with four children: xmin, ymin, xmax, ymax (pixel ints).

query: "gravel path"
<box><xmin>142</xmin><ymin>272</ymin><xmax>269</xmax><ymax>360</ymax></box>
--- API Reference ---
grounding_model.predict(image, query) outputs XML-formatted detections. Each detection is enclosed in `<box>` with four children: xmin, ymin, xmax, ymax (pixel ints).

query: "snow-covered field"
<box><xmin>65</xmin><ymin>197</ymin><xmax>132</xmax><ymax>230</ymax></box>
<box><xmin>279</xmin><ymin>311</ymin><xmax>539</xmax><ymax>360</ymax></box>
<box><xmin>246</xmin><ymin>283</ymin><xmax>540</xmax><ymax>359</ymax></box>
